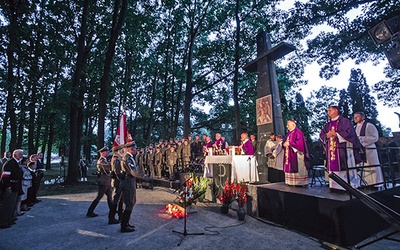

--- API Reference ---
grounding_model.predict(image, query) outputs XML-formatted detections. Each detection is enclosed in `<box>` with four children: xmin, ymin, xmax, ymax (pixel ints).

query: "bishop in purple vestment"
<box><xmin>319</xmin><ymin>106</ymin><xmax>362</xmax><ymax>171</ymax></box>
<box><xmin>239</xmin><ymin>132</ymin><xmax>254</xmax><ymax>155</ymax></box>
<box><xmin>213</xmin><ymin>133</ymin><xmax>226</xmax><ymax>150</ymax></box>
<box><xmin>282</xmin><ymin>120</ymin><xmax>310</xmax><ymax>186</ymax></box>
<box><xmin>319</xmin><ymin>106</ymin><xmax>362</xmax><ymax>190</ymax></box>
<box><xmin>283</xmin><ymin>120</ymin><xmax>310</xmax><ymax>173</ymax></box>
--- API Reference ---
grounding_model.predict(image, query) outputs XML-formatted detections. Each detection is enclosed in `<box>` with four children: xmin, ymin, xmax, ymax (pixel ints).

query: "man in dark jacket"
<box><xmin>0</xmin><ymin>149</ymin><xmax>24</xmax><ymax>228</ymax></box>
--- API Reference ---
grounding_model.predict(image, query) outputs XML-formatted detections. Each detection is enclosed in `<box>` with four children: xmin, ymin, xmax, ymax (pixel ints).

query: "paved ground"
<box><xmin>0</xmin><ymin>186</ymin><xmax>398</xmax><ymax>250</ymax></box>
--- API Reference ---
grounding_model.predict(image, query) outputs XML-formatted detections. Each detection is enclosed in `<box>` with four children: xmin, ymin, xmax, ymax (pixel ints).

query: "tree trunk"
<box><xmin>183</xmin><ymin>29</ymin><xmax>195</xmax><ymax>137</ymax></box>
<box><xmin>233</xmin><ymin>0</ymin><xmax>241</xmax><ymax>144</ymax></box>
<box><xmin>172</xmin><ymin>43</ymin><xmax>182</xmax><ymax>138</ymax></box>
<box><xmin>162</xmin><ymin>22</ymin><xmax>171</xmax><ymax>139</ymax></box>
<box><xmin>4</xmin><ymin>0</ymin><xmax>22</xmax><ymax>151</ymax></box>
<box><xmin>46</xmin><ymin>113</ymin><xmax>55</xmax><ymax>170</ymax></box>
<box><xmin>182</xmin><ymin>1</ymin><xmax>212</xmax><ymax>137</ymax></box>
<box><xmin>97</xmin><ymin>0</ymin><xmax>128</xmax><ymax>149</ymax></box>
<box><xmin>67</xmin><ymin>0</ymin><xmax>90</xmax><ymax>184</ymax></box>
<box><xmin>0</xmin><ymin>118</ymin><xmax>6</xmax><ymax>154</ymax></box>
<box><xmin>145</xmin><ymin>68</ymin><xmax>158</xmax><ymax>145</ymax></box>
<box><xmin>28</xmin><ymin>83</ymin><xmax>37</xmax><ymax>155</ymax></box>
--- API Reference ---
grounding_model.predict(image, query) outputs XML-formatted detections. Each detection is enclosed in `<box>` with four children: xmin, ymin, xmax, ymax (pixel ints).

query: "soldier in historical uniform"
<box><xmin>192</xmin><ymin>134</ymin><xmax>202</xmax><ymax>159</ymax></box>
<box><xmin>86</xmin><ymin>147</ymin><xmax>113</xmax><ymax>218</ymax></box>
<box><xmin>182</xmin><ymin>139</ymin><xmax>191</xmax><ymax>171</ymax></box>
<box><xmin>135</xmin><ymin>149</ymin><xmax>142</xmax><ymax>174</ymax></box>
<box><xmin>154</xmin><ymin>147</ymin><xmax>163</xmax><ymax>178</ymax></box>
<box><xmin>176</xmin><ymin>141</ymin><xmax>183</xmax><ymax>171</ymax></box>
<box><xmin>147</xmin><ymin>148</ymin><xmax>155</xmax><ymax>178</ymax></box>
<box><xmin>167</xmin><ymin>146</ymin><xmax>178</xmax><ymax>181</ymax></box>
<box><xmin>108</xmin><ymin>146</ymin><xmax>125</xmax><ymax>224</ymax></box>
<box><xmin>120</xmin><ymin>142</ymin><xmax>148</xmax><ymax>233</ymax></box>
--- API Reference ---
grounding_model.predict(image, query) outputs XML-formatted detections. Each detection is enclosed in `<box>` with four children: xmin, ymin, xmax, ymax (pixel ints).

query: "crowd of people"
<box><xmin>1</xmin><ymin>105</ymin><xmax>383</xmax><ymax>231</ymax></box>
<box><xmin>0</xmin><ymin>150</ymin><xmax>45</xmax><ymax>228</ymax></box>
<box><xmin>81</xmin><ymin>133</ymin><xmax>257</xmax><ymax>184</ymax></box>
<box><xmin>264</xmin><ymin>105</ymin><xmax>383</xmax><ymax>191</ymax></box>
<box><xmin>85</xmin><ymin>132</ymin><xmax>260</xmax><ymax>233</ymax></box>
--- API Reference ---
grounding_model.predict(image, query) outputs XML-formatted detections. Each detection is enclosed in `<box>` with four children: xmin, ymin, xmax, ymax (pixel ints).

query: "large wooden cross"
<box><xmin>244</xmin><ymin>31</ymin><xmax>295</xmax><ymax>139</ymax></box>
<box><xmin>244</xmin><ymin>31</ymin><xmax>295</xmax><ymax>182</ymax></box>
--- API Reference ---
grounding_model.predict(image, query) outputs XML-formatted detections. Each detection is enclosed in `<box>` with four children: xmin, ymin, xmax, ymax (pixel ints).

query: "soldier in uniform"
<box><xmin>154</xmin><ymin>147</ymin><xmax>163</xmax><ymax>178</ymax></box>
<box><xmin>135</xmin><ymin>149</ymin><xmax>142</xmax><ymax>174</ymax></box>
<box><xmin>176</xmin><ymin>141</ymin><xmax>183</xmax><ymax>171</ymax></box>
<box><xmin>108</xmin><ymin>146</ymin><xmax>125</xmax><ymax>224</ymax></box>
<box><xmin>167</xmin><ymin>146</ymin><xmax>178</xmax><ymax>181</ymax></box>
<box><xmin>192</xmin><ymin>134</ymin><xmax>202</xmax><ymax>159</ymax></box>
<box><xmin>86</xmin><ymin>147</ymin><xmax>113</xmax><ymax>218</ymax></box>
<box><xmin>147</xmin><ymin>148</ymin><xmax>155</xmax><ymax>178</ymax></box>
<box><xmin>120</xmin><ymin>142</ymin><xmax>148</xmax><ymax>233</ymax></box>
<box><xmin>182</xmin><ymin>139</ymin><xmax>191</xmax><ymax>171</ymax></box>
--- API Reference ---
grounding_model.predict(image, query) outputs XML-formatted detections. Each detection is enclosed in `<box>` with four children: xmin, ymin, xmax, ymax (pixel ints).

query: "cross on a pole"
<box><xmin>244</xmin><ymin>31</ymin><xmax>295</xmax><ymax>137</ymax></box>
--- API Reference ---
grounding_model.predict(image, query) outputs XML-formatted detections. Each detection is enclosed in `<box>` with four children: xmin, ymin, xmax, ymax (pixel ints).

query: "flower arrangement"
<box><xmin>178</xmin><ymin>173</ymin><xmax>208</xmax><ymax>206</ymax></box>
<box><xmin>218</xmin><ymin>180</ymin><xmax>235</xmax><ymax>206</ymax></box>
<box><xmin>233</xmin><ymin>181</ymin><xmax>247</xmax><ymax>207</ymax></box>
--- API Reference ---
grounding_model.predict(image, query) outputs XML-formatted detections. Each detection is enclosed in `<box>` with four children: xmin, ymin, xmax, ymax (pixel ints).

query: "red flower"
<box><xmin>233</xmin><ymin>181</ymin><xmax>247</xmax><ymax>207</ymax></box>
<box><xmin>218</xmin><ymin>180</ymin><xmax>235</xmax><ymax>205</ymax></box>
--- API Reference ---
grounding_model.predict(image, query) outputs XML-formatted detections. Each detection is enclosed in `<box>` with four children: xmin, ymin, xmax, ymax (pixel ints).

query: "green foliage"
<box><xmin>346</xmin><ymin>68</ymin><xmax>384</xmax><ymax>135</ymax></box>
<box><xmin>280</xmin><ymin>0</ymin><xmax>400</xmax><ymax>108</ymax></box>
<box><xmin>373</xmin><ymin>66</ymin><xmax>400</xmax><ymax>107</ymax></box>
<box><xmin>306</xmin><ymin>85</ymin><xmax>339</xmax><ymax>136</ymax></box>
<box><xmin>0</xmin><ymin>0</ymin><xmax>396</xmax><ymax>160</ymax></box>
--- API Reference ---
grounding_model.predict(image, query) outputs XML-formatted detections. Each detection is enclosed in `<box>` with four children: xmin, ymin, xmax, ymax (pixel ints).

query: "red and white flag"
<box><xmin>113</xmin><ymin>114</ymin><xmax>133</xmax><ymax>147</ymax></box>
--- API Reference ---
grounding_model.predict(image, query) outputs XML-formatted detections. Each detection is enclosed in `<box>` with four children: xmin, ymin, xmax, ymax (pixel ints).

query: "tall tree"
<box><xmin>97</xmin><ymin>0</ymin><xmax>128</xmax><ymax>149</ymax></box>
<box><xmin>232</xmin><ymin>0</ymin><xmax>242</xmax><ymax>143</ymax></box>
<box><xmin>1</xmin><ymin>0</ymin><xmax>27</xmax><ymax>152</ymax></box>
<box><xmin>67</xmin><ymin>0</ymin><xmax>90</xmax><ymax>183</ymax></box>
<box><xmin>306</xmin><ymin>86</ymin><xmax>339</xmax><ymax>136</ymax></box>
<box><xmin>338</xmin><ymin>89</ymin><xmax>351</xmax><ymax>119</ymax></box>
<box><xmin>281</xmin><ymin>0</ymin><xmax>400</xmax><ymax>110</ymax></box>
<box><xmin>347</xmin><ymin>68</ymin><xmax>383</xmax><ymax>135</ymax></box>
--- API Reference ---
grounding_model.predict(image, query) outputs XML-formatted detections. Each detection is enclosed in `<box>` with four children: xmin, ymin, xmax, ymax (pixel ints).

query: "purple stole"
<box><xmin>359</xmin><ymin>121</ymin><xmax>368</xmax><ymax>136</ymax></box>
<box><xmin>214</xmin><ymin>139</ymin><xmax>225</xmax><ymax>149</ymax></box>
<box><xmin>283</xmin><ymin>131</ymin><xmax>295</xmax><ymax>172</ymax></box>
<box><xmin>327</xmin><ymin>120</ymin><xmax>340</xmax><ymax>172</ymax></box>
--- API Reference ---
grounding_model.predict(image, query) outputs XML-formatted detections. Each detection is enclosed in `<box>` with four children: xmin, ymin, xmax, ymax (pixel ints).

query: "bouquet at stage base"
<box><xmin>178</xmin><ymin>173</ymin><xmax>208</xmax><ymax>206</ymax></box>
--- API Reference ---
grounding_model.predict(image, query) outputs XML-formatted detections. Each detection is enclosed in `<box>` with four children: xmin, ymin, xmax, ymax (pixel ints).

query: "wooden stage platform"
<box><xmin>249</xmin><ymin>182</ymin><xmax>400</xmax><ymax>247</ymax></box>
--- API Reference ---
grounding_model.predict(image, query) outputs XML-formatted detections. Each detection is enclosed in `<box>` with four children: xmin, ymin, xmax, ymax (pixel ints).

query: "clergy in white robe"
<box><xmin>353</xmin><ymin>112</ymin><xmax>384</xmax><ymax>187</ymax></box>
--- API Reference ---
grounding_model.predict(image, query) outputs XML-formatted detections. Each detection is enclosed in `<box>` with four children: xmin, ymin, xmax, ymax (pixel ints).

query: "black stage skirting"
<box><xmin>255</xmin><ymin>182</ymin><xmax>400</xmax><ymax>247</ymax></box>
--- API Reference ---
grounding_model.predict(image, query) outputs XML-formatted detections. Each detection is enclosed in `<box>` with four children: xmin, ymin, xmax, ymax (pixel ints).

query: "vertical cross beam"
<box><xmin>244</xmin><ymin>31</ymin><xmax>295</xmax><ymax>182</ymax></box>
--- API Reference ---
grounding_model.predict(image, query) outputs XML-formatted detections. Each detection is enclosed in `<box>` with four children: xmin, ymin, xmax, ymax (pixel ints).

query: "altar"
<box><xmin>203</xmin><ymin>155</ymin><xmax>259</xmax><ymax>183</ymax></box>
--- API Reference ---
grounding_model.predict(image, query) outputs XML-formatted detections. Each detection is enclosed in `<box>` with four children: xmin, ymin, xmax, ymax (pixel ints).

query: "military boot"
<box><xmin>120</xmin><ymin>210</ymin><xmax>135</xmax><ymax>233</ymax></box>
<box><xmin>108</xmin><ymin>204</ymin><xmax>119</xmax><ymax>224</ymax></box>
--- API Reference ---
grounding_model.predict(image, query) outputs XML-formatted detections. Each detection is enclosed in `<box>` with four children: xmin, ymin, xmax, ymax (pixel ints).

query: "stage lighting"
<box><xmin>369</xmin><ymin>20</ymin><xmax>392</xmax><ymax>45</ymax></box>
<box><xmin>384</xmin><ymin>34</ymin><xmax>400</xmax><ymax>69</ymax></box>
<box><xmin>369</xmin><ymin>15</ymin><xmax>400</xmax><ymax>45</ymax></box>
<box><xmin>369</xmin><ymin>15</ymin><xmax>400</xmax><ymax>69</ymax></box>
